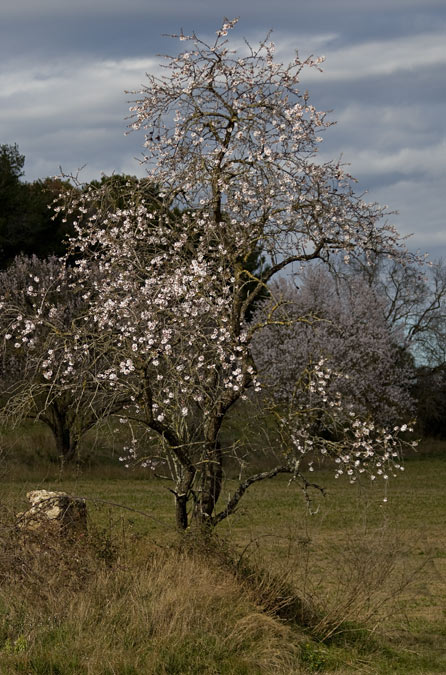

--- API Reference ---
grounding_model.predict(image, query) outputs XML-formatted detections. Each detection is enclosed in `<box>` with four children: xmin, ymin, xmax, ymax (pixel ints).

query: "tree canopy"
<box><xmin>0</xmin><ymin>144</ymin><xmax>77</xmax><ymax>267</ymax></box>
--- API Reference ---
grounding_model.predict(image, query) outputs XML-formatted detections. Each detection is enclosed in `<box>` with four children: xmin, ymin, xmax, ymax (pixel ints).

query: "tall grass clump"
<box><xmin>0</xmin><ymin>513</ymin><xmax>307</xmax><ymax>674</ymax></box>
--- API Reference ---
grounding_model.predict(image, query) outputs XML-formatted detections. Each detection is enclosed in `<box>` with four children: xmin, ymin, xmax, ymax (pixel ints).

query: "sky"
<box><xmin>1</xmin><ymin>0</ymin><xmax>445</xmax><ymax>259</ymax></box>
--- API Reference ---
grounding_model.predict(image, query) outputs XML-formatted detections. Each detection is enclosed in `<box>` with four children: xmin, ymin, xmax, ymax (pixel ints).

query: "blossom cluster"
<box><xmin>275</xmin><ymin>358</ymin><xmax>410</xmax><ymax>486</ymax></box>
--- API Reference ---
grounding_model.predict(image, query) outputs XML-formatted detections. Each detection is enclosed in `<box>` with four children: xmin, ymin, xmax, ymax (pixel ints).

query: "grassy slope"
<box><xmin>0</xmin><ymin>437</ymin><xmax>445</xmax><ymax>673</ymax></box>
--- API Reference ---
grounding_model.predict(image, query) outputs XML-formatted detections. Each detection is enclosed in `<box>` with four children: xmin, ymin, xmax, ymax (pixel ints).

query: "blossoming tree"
<box><xmin>1</xmin><ymin>20</ymin><xmax>418</xmax><ymax>529</ymax></box>
<box><xmin>252</xmin><ymin>267</ymin><xmax>415</xmax><ymax>477</ymax></box>
<box><xmin>0</xmin><ymin>255</ymin><xmax>127</xmax><ymax>462</ymax></box>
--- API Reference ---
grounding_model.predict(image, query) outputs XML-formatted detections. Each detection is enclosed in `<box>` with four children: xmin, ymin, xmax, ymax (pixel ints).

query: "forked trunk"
<box><xmin>174</xmin><ymin>442</ymin><xmax>223</xmax><ymax>531</ymax></box>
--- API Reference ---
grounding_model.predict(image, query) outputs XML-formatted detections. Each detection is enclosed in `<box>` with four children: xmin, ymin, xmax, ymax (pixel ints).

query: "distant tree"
<box><xmin>0</xmin><ymin>143</ymin><xmax>26</xmax><ymax>262</ymax></box>
<box><xmin>413</xmin><ymin>366</ymin><xmax>446</xmax><ymax>438</ymax></box>
<box><xmin>87</xmin><ymin>173</ymin><xmax>162</xmax><ymax>210</ymax></box>
<box><xmin>0</xmin><ymin>143</ymin><xmax>24</xmax><ymax>185</ymax></box>
<box><xmin>252</xmin><ymin>267</ymin><xmax>415</xmax><ymax>454</ymax></box>
<box><xmin>0</xmin><ymin>148</ymin><xmax>171</xmax><ymax>266</ymax></box>
<box><xmin>382</xmin><ymin>260</ymin><xmax>446</xmax><ymax>369</ymax></box>
<box><xmin>0</xmin><ymin>143</ymin><xmax>78</xmax><ymax>267</ymax></box>
<box><xmin>1</xmin><ymin>21</ymin><xmax>418</xmax><ymax>529</ymax></box>
<box><xmin>341</xmin><ymin>254</ymin><xmax>446</xmax><ymax>437</ymax></box>
<box><xmin>0</xmin><ymin>255</ymin><xmax>127</xmax><ymax>462</ymax></box>
<box><xmin>20</xmin><ymin>178</ymin><xmax>77</xmax><ymax>260</ymax></box>
<box><xmin>342</xmin><ymin>254</ymin><xmax>446</xmax><ymax>366</ymax></box>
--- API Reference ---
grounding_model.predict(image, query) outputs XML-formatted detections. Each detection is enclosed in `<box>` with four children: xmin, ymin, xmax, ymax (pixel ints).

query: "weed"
<box><xmin>300</xmin><ymin>641</ymin><xmax>330</xmax><ymax>671</ymax></box>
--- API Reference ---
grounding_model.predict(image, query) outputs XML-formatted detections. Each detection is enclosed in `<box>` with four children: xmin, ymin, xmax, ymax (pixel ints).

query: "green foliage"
<box><xmin>0</xmin><ymin>143</ymin><xmax>24</xmax><ymax>186</ymax></box>
<box><xmin>0</xmin><ymin>144</ymin><xmax>25</xmax><ymax>265</ymax></box>
<box><xmin>0</xmin><ymin>144</ymin><xmax>76</xmax><ymax>267</ymax></box>
<box><xmin>0</xmin><ymin>147</ymin><xmax>165</xmax><ymax>268</ymax></box>
<box><xmin>87</xmin><ymin>173</ymin><xmax>162</xmax><ymax>212</ymax></box>
<box><xmin>299</xmin><ymin>641</ymin><xmax>330</xmax><ymax>671</ymax></box>
<box><xmin>3</xmin><ymin>635</ymin><xmax>27</xmax><ymax>655</ymax></box>
<box><xmin>18</xmin><ymin>178</ymin><xmax>75</xmax><ymax>261</ymax></box>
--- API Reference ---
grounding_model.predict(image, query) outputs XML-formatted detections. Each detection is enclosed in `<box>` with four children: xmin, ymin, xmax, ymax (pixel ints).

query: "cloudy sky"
<box><xmin>1</xmin><ymin>0</ymin><xmax>445</xmax><ymax>258</ymax></box>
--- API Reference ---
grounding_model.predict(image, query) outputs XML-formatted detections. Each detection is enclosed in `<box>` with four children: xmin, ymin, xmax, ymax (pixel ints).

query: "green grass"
<box><xmin>0</xmin><ymin>432</ymin><xmax>445</xmax><ymax>673</ymax></box>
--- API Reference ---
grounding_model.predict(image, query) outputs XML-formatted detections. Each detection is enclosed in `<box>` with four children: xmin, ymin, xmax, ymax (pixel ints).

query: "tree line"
<box><xmin>0</xmin><ymin>143</ymin><xmax>75</xmax><ymax>266</ymax></box>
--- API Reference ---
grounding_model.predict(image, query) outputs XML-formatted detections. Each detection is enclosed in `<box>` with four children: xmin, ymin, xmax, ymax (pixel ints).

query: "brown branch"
<box><xmin>212</xmin><ymin>465</ymin><xmax>293</xmax><ymax>526</ymax></box>
<box><xmin>240</xmin><ymin>239</ymin><xmax>327</xmax><ymax>322</ymax></box>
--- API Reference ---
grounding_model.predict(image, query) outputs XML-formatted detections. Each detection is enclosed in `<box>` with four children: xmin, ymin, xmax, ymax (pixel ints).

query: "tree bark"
<box><xmin>174</xmin><ymin>465</ymin><xmax>196</xmax><ymax>530</ymax></box>
<box><xmin>175</xmin><ymin>493</ymin><xmax>189</xmax><ymax>530</ymax></box>
<box><xmin>51</xmin><ymin>408</ymin><xmax>78</xmax><ymax>463</ymax></box>
<box><xmin>195</xmin><ymin>440</ymin><xmax>223</xmax><ymax>526</ymax></box>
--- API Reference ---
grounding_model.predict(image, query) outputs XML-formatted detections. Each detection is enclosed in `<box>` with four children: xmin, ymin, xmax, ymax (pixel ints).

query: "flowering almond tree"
<box><xmin>0</xmin><ymin>255</ymin><xmax>127</xmax><ymax>462</ymax></box>
<box><xmin>1</xmin><ymin>20</ymin><xmax>418</xmax><ymax>529</ymax></box>
<box><xmin>252</xmin><ymin>267</ymin><xmax>415</xmax><ymax>478</ymax></box>
<box><xmin>253</xmin><ymin>267</ymin><xmax>415</xmax><ymax>424</ymax></box>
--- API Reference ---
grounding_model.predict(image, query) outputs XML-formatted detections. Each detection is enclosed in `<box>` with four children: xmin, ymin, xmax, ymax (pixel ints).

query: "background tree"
<box><xmin>0</xmin><ymin>255</ymin><xmax>127</xmax><ymax>462</ymax></box>
<box><xmin>0</xmin><ymin>143</ymin><xmax>26</xmax><ymax>263</ymax></box>
<box><xmin>252</xmin><ymin>267</ymin><xmax>415</xmax><ymax>464</ymax></box>
<box><xmin>0</xmin><ymin>142</ymin><xmax>24</xmax><ymax>186</ymax></box>
<box><xmin>345</xmin><ymin>255</ymin><xmax>446</xmax><ymax>364</ymax></box>
<box><xmin>19</xmin><ymin>177</ymin><xmax>76</xmax><ymax>262</ymax></box>
<box><xmin>339</xmin><ymin>254</ymin><xmax>446</xmax><ymax>437</ymax></box>
<box><xmin>2</xmin><ymin>20</ymin><xmax>417</xmax><ymax>529</ymax></box>
<box><xmin>0</xmin><ymin>143</ymin><xmax>77</xmax><ymax>267</ymax></box>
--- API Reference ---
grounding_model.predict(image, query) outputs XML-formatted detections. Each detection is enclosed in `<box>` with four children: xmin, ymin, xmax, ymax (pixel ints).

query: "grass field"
<box><xmin>0</xmin><ymin>429</ymin><xmax>445</xmax><ymax>673</ymax></box>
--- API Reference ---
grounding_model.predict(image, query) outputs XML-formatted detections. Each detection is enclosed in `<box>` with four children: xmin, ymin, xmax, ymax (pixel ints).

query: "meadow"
<box><xmin>0</xmin><ymin>425</ymin><xmax>445</xmax><ymax>674</ymax></box>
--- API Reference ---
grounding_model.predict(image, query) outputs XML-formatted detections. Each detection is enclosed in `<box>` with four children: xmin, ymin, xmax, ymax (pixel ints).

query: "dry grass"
<box><xmin>0</xmin><ymin>518</ymin><xmax>306</xmax><ymax>674</ymax></box>
<box><xmin>0</xmin><ymin>435</ymin><xmax>445</xmax><ymax>672</ymax></box>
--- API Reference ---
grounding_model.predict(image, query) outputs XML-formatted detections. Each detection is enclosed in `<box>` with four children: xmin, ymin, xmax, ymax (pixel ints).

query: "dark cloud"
<box><xmin>2</xmin><ymin>1</ymin><xmax>445</xmax><ymax>60</ymax></box>
<box><xmin>0</xmin><ymin>0</ymin><xmax>445</xmax><ymax>259</ymax></box>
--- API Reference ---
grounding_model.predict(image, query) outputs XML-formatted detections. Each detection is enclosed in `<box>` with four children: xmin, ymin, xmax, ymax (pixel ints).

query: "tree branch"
<box><xmin>212</xmin><ymin>465</ymin><xmax>293</xmax><ymax>526</ymax></box>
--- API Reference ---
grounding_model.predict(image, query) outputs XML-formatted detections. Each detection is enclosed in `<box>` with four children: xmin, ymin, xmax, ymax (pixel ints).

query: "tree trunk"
<box><xmin>174</xmin><ymin>466</ymin><xmax>196</xmax><ymax>531</ymax></box>
<box><xmin>54</xmin><ymin>425</ymin><xmax>78</xmax><ymax>463</ymax></box>
<box><xmin>175</xmin><ymin>493</ymin><xmax>189</xmax><ymax>530</ymax></box>
<box><xmin>194</xmin><ymin>440</ymin><xmax>223</xmax><ymax>527</ymax></box>
<box><xmin>173</xmin><ymin>443</ymin><xmax>223</xmax><ymax>531</ymax></box>
<box><xmin>51</xmin><ymin>409</ymin><xmax>78</xmax><ymax>463</ymax></box>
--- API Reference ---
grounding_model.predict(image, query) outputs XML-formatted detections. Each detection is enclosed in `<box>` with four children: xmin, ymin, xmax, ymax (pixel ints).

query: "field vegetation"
<box><xmin>0</xmin><ymin>424</ymin><xmax>444</xmax><ymax>674</ymax></box>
